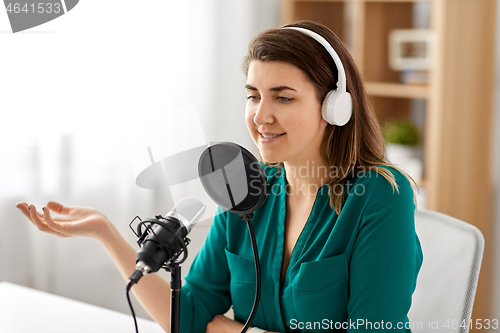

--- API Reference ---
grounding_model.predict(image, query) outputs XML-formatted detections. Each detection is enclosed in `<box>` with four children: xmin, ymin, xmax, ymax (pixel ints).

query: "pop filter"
<box><xmin>198</xmin><ymin>142</ymin><xmax>268</xmax><ymax>217</ymax></box>
<box><xmin>198</xmin><ymin>142</ymin><xmax>267</xmax><ymax>333</ymax></box>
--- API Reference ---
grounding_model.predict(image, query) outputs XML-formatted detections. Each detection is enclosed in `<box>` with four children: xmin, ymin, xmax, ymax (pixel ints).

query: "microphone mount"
<box><xmin>129</xmin><ymin>215</ymin><xmax>191</xmax><ymax>270</ymax></box>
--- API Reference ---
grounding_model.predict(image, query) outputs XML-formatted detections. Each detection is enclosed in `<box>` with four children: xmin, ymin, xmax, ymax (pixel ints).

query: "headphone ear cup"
<box><xmin>322</xmin><ymin>90</ymin><xmax>352</xmax><ymax>126</ymax></box>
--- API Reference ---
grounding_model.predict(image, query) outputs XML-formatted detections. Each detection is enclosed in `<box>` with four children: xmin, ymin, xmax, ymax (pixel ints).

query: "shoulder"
<box><xmin>342</xmin><ymin>165</ymin><xmax>415</xmax><ymax>216</ymax></box>
<box><xmin>352</xmin><ymin>165</ymin><xmax>414</xmax><ymax>199</ymax></box>
<box><xmin>342</xmin><ymin>166</ymin><xmax>417</xmax><ymax>231</ymax></box>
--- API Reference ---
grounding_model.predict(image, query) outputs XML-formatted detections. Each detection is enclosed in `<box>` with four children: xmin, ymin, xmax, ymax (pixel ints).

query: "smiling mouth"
<box><xmin>260</xmin><ymin>133</ymin><xmax>285</xmax><ymax>139</ymax></box>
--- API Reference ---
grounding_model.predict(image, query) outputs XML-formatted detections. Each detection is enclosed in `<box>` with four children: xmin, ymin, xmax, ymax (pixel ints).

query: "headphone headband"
<box><xmin>283</xmin><ymin>26</ymin><xmax>347</xmax><ymax>93</ymax></box>
<box><xmin>282</xmin><ymin>26</ymin><xmax>352</xmax><ymax>126</ymax></box>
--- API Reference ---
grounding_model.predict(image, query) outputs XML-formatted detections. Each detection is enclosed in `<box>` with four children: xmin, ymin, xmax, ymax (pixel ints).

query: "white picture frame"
<box><xmin>389</xmin><ymin>29</ymin><xmax>434</xmax><ymax>71</ymax></box>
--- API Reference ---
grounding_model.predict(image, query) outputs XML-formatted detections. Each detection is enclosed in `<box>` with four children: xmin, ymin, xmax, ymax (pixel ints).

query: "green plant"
<box><xmin>383</xmin><ymin>119</ymin><xmax>420</xmax><ymax>146</ymax></box>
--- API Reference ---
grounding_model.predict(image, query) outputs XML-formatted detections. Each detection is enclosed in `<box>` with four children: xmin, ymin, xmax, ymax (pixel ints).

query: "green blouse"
<box><xmin>180</xmin><ymin>165</ymin><xmax>423</xmax><ymax>332</ymax></box>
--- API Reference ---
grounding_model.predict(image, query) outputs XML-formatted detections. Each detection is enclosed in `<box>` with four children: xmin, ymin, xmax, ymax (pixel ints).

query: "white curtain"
<box><xmin>0</xmin><ymin>0</ymin><xmax>280</xmax><ymax>318</ymax></box>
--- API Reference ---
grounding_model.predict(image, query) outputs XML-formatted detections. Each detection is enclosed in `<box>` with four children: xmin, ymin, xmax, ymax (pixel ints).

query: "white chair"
<box><xmin>408</xmin><ymin>209</ymin><xmax>485</xmax><ymax>333</ymax></box>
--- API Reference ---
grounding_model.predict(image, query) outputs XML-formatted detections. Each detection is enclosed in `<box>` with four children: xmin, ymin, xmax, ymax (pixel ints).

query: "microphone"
<box><xmin>128</xmin><ymin>198</ymin><xmax>206</xmax><ymax>285</ymax></box>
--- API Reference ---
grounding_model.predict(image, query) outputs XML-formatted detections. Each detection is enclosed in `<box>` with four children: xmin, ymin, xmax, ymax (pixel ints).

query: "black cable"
<box><xmin>126</xmin><ymin>280</ymin><xmax>140</xmax><ymax>333</ymax></box>
<box><xmin>240</xmin><ymin>216</ymin><xmax>261</xmax><ymax>333</ymax></box>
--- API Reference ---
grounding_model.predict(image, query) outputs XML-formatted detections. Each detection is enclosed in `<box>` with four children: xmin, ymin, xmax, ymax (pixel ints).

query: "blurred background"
<box><xmin>0</xmin><ymin>0</ymin><xmax>500</xmax><ymax>319</ymax></box>
<box><xmin>0</xmin><ymin>0</ymin><xmax>280</xmax><ymax>319</ymax></box>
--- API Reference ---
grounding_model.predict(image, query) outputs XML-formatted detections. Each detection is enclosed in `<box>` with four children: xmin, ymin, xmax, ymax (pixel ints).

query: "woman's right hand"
<box><xmin>16</xmin><ymin>201</ymin><xmax>114</xmax><ymax>242</ymax></box>
<box><xmin>16</xmin><ymin>201</ymin><xmax>174</xmax><ymax>330</ymax></box>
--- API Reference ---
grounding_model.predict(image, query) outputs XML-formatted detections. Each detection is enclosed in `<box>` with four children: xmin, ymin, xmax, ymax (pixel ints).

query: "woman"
<box><xmin>17</xmin><ymin>21</ymin><xmax>422</xmax><ymax>333</ymax></box>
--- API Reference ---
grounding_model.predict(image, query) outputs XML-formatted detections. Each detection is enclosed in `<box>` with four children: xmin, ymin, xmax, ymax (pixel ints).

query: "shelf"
<box><xmin>293</xmin><ymin>0</ymin><xmax>428</xmax><ymax>3</ymax></box>
<box><xmin>364</xmin><ymin>82</ymin><xmax>429</xmax><ymax>99</ymax></box>
<box><xmin>417</xmin><ymin>178</ymin><xmax>427</xmax><ymax>188</ymax></box>
<box><xmin>364</xmin><ymin>0</ymin><xmax>430</xmax><ymax>2</ymax></box>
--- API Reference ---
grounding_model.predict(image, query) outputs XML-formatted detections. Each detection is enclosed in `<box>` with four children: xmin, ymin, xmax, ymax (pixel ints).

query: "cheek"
<box><xmin>287</xmin><ymin>111</ymin><xmax>322</xmax><ymax>139</ymax></box>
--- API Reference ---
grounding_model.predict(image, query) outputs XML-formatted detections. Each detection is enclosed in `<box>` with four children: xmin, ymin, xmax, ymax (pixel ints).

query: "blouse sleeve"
<box><xmin>347</xmin><ymin>174</ymin><xmax>423</xmax><ymax>332</ymax></box>
<box><xmin>179</xmin><ymin>207</ymin><xmax>232</xmax><ymax>333</ymax></box>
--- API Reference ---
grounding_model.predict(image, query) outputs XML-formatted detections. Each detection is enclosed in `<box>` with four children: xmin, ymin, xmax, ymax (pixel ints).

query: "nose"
<box><xmin>252</xmin><ymin>98</ymin><xmax>274</xmax><ymax>126</ymax></box>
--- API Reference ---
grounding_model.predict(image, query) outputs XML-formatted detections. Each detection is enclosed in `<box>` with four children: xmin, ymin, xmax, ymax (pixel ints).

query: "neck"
<box><xmin>283</xmin><ymin>159</ymin><xmax>329</xmax><ymax>199</ymax></box>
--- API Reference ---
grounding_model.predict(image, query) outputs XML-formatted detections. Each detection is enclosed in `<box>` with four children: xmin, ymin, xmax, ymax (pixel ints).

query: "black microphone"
<box><xmin>128</xmin><ymin>198</ymin><xmax>205</xmax><ymax>285</ymax></box>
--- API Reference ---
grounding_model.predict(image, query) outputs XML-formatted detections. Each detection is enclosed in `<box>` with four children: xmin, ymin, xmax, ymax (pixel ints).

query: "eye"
<box><xmin>247</xmin><ymin>96</ymin><xmax>260</xmax><ymax>102</ymax></box>
<box><xmin>278</xmin><ymin>97</ymin><xmax>293</xmax><ymax>103</ymax></box>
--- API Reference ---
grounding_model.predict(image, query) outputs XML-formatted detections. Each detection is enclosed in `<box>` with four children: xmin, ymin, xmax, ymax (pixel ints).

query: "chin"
<box><xmin>259</xmin><ymin>153</ymin><xmax>282</xmax><ymax>165</ymax></box>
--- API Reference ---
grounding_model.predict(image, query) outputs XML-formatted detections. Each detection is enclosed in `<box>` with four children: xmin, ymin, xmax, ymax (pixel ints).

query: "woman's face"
<box><xmin>245</xmin><ymin>60</ymin><xmax>328</xmax><ymax>166</ymax></box>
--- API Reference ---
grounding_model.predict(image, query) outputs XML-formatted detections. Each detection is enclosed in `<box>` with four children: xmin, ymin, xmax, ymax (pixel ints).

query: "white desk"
<box><xmin>0</xmin><ymin>282</ymin><xmax>164</xmax><ymax>332</ymax></box>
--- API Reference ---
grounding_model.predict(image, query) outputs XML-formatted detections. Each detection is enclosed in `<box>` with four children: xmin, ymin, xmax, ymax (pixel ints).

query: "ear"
<box><xmin>320</xmin><ymin>118</ymin><xmax>329</xmax><ymax>127</ymax></box>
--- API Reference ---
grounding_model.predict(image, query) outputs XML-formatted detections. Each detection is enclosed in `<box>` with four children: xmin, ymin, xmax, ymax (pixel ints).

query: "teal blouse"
<box><xmin>180</xmin><ymin>165</ymin><xmax>423</xmax><ymax>332</ymax></box>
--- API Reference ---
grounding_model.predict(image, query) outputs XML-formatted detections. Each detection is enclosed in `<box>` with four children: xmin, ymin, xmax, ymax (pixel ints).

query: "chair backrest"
<box><xmin>408</xmin><ymin>209</ymin><xmax>484</xmax><ymax>333</ymax></box>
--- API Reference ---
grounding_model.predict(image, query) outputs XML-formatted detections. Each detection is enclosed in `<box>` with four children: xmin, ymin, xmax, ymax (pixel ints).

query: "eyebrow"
<box><xmin>245</xmin><ymin>84</ymin><xmax>297</xmax><ymax>92</ymax></box>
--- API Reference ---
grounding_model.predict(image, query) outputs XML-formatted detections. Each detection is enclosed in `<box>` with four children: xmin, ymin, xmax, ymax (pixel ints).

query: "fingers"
<box><xmin>43</xmin><ymin>206</ymin><xmax>70</xmax><ymax>237</ymax></box>
<box><xmin>16</xmin><ymin>202</ymin><xmax>44</xmax><ymax>222</ymax></box>
<box><xmin>16</xmin><ymin>202</ymin><xmax>32</xmax><ymax>221</ymax></box>
<box><xmin>17</xmin><ymin>201</ymin><xmax>67</xmax><ymax>221</ymax></box>
<box><xmin>46</xmin><ymin>201</ymin><xmax>72</xmax><ymax>215</ymax></box>
<box><xmin>22</xmin><ymin>203</ymin><xmax>68</xmax><ymax>238</ymax></box>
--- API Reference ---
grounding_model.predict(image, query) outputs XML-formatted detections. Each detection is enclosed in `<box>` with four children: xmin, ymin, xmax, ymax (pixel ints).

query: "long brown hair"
<box><xmin>243</xmin><ymin>20</ymin><xmax>417</xmax><ymax>214</ymax></box>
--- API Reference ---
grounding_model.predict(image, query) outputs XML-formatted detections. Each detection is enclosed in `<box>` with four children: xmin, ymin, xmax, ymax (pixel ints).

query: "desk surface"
<box><xmin>0</xmin><ymin>282</ymin><xmax>164</xmax><ymax>332</ymax></box>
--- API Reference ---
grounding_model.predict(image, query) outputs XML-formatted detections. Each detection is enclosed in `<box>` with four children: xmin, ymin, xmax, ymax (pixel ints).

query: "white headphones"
<box><xmin>283</xmin><ymin>27</ymin><xmax>352</xmax><ymax>126</ymax></box>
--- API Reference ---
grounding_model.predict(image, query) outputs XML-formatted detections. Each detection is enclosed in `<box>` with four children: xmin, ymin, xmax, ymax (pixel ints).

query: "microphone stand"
<box><xmin>167</xmin><ymin>263</ymin><xmax>182</xmax><ymax>333</ymax></box>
